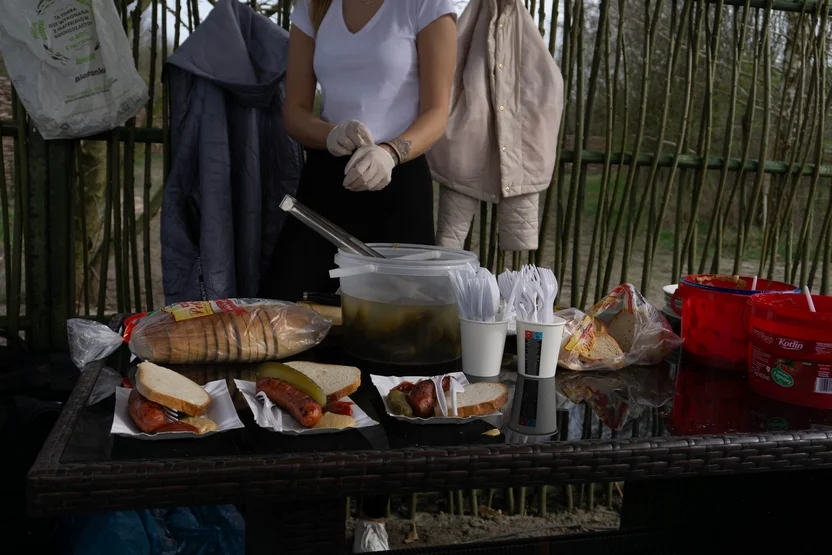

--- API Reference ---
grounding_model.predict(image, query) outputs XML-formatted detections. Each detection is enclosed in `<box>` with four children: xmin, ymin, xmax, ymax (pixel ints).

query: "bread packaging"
<box><xmin>127</xmin><ymin>299</ymin><xmax>332</xmax><ymax>364</ymax></box>
<box><xmin>556</xmin><ymin>284</ymin><xmax>683</xmax><ymax>371</ymax></box>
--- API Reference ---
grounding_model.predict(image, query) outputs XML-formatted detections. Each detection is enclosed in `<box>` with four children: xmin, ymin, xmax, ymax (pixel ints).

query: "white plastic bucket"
<box><xmin>331</xmin><ymin>244</ymin><xmax>478</xmax><ymax>365</ymax></box>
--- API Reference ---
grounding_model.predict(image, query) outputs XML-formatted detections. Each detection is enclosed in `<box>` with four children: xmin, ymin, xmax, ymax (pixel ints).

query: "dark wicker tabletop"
<box><xmin>27</xmin><ymin>348</ymin><xmax>832</xmax><ymax>517</ymax></box>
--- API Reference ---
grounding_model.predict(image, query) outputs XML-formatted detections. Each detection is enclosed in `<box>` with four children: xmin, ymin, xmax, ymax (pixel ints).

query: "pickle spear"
<box><xmin>256</xmin><ymin>362</ymin><xmax>327</xmax><ymax>406</ymax></box>
<box><xmin>386</xmin><ymin>389</ymin><xmax>413</xmax><ymax>417</ymax></box>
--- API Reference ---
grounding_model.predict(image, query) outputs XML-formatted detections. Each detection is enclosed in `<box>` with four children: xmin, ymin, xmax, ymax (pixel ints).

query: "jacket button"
<box><xmin>498</xmin><ymin>63</ymin><xmax>503</xmax><ymax>69</ymax></box>
<box><xmin>505</xmin><ymin>186</ymin><xmax>510</xmax><ymax>192</ymax></box>
<box><xmin>502</xmin><ymin>146</ymin><xmax>506</xmax><ymax>151</ymax></box>
<box><xmin>491</xmin><ymin>194</ymin><xmax>496</xmax><ymax>199</ymax></box>
<box><xmin>499</xmin><ymin>105</ymin><xmax>504</xmax><ymax>111</ymax></box>
<box><xmin>499</xmin><ymin>24</ymin><xmax>504</xmax><ymax>29</ymax></box>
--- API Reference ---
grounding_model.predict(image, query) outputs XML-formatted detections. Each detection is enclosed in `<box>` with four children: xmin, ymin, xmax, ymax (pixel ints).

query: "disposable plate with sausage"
<box><xmin>111</xmin><ymin>362</ymin><xmax>245</xmax><ymax>439</ymax></box>
<box><xmin>371</xmin><ymin>372</ymin><xmax>509</xmax><ymax>424</ymax></box>
<box><xmin>236</xmin><ymin>361</ymin><xmax>378</xmax><ymax>435</ymax></box>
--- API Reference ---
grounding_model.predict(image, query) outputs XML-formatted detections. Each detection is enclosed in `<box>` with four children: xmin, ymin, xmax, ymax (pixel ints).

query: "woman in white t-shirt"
<box><xmin>263</xmin><ymin>0</ymin><xmax>457</xmax><ymax>302</ymax></box>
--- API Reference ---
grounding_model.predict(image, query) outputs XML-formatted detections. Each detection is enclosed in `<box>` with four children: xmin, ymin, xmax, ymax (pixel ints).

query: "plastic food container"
<box><xmin>747</xmin><ymin>292</ymin><xmax>832</xmax><ymax>410</ymax></box>
<box><xmin>671</xmin><ymin>275</ymin><xmax>798</xmax><ymax>371</ymax></box>
<box><xmin>331</xmin><ymin>244</ymin><xmax>478</xmax><ymax>365</ymax></box>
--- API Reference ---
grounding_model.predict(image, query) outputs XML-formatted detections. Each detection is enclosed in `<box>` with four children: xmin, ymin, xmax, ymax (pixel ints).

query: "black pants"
<box><xmin>261</xmin><ymin>149</ymin><xmax>435</xmax><ymax>302</ymax></box>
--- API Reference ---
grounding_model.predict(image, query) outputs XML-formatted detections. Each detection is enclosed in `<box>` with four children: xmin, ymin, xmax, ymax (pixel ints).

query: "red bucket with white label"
<box><xmin>671</xmin><ymin>275</ymin><xmax>798</xmax><ymax>370</ymax></box>
<box><xmin>748</xmin><ymin>293</ymin><xmax>832</xmax><ymax>410</ymax></box>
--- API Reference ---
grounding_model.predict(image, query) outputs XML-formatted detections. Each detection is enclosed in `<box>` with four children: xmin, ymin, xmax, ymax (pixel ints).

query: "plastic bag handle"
<box><xmin>329</xmin><ymin>264</ymin><xmax>377</xmax><ymax>279</ymax></box>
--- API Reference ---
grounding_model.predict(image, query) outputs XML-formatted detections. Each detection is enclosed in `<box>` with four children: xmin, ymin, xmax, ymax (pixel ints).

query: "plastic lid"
<box><xmin>334</xmin><ymin>243</ymin><xmax>478</xmax><ymax>277</ymax></box>
<box><xmin>750</xmin><ymin>292</ymin><xmax>832</xmax><ymax>322</ymax></box>
<box><xmin>680</xmin><ymin>274</ymin><xmax>798</xmax><ymax>296</ymax></box>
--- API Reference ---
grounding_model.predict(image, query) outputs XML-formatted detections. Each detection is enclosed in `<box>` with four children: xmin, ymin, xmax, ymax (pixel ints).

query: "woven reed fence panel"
<box><xmin>1</xmin><ymin>0</ymin><xmax>831</xmax><ymax>350</ymax></box>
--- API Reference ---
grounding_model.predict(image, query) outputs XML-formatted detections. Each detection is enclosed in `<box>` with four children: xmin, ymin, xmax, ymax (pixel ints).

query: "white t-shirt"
<box><xmin>291</xmin><ymin>0</ymin><xmax>456</xmax><ymax>144</ymax></box>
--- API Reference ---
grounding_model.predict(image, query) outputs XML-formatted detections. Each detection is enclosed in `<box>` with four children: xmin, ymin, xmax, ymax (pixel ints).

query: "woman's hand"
<box><xmin>343</xmin><ymin>145</ymin><xmax>397</xmax><ymax>192</ymax></box>
<box><xmin>326</xmin><ymin>120</ymin><xmax>374</xmax><ymax>157</ymax></box>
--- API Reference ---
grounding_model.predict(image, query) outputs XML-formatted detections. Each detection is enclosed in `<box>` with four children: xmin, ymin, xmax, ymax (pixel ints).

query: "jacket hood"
<box><xmin>165</xmin><ymin>0</ymin><xmax>289</xmax><ymax>109</ymax></box>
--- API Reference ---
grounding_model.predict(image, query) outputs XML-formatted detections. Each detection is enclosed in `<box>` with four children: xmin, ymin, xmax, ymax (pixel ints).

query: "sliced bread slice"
<box><xmin>608</xmin><ymin>310</ymin><xmax>638</xmax><ymax>352</ymax></box>
<box><xmin>284</xmin><ymin>361</ymin><xmax>361</xmax><ymax>404</ymax></box>
<box><xmin>578</xmin><ymin>334</ymin><xmax>624</xmax><ymax>365</ymax></box>
<box><xmin>438</xmin><ymin>382</ymin><xmax>509</xmax><ymax>418</ymax></box>
<box><xmin>592</xmin><ymin>317</ymin><xmax>610</xmax><ymax>335</ymax></box>
<box><xmin>135</xmin><ymin>361</ymin><xmax>212</xmax><ymax>416</ymax></box>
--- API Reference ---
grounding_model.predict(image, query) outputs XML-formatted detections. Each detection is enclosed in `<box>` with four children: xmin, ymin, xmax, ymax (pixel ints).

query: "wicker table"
<box><xmin>27</xmin><ymin>336</ymin><xmax>832</xmax><ymax>554</ymax></box>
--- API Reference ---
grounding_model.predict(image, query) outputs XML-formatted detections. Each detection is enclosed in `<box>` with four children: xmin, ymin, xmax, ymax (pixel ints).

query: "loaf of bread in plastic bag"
<box><xmin>128</xmin><ymin>299</ymin><xmax>332</xmax><ymax>364</ymax></box>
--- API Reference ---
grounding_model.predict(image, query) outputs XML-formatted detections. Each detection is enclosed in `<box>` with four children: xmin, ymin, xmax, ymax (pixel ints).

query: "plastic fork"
<box><xmin>162</xmin><ymin>405</ymin><xmax>179</xmax><ymax>422</ymax></box>
<box><xmin>538</xmin><ymin>268</ymin><xmax>558</xmax><ymax>323</ymax></box>
<box><xmin>497</xmin><ymin>270</ymin><xmax>516</xmax><ymax>299</ymax></box>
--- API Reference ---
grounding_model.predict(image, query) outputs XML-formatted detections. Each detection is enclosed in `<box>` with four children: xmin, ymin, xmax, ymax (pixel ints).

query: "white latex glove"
<box><xmin>326</xmin><ymin>120</ymin><xmax>373</xmax><ymax>156</ymax></box>
<box><xmin>343</xmin><ymin>145</ymin><xmax>396</xmax><ymax>192</ymax></box>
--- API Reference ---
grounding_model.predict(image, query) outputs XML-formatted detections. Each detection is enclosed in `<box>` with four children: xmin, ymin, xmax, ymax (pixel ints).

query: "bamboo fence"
<box><xmin>0</xmin><ymin>0</ymin><xmax>831</xmax><ymax>351</ymax></box>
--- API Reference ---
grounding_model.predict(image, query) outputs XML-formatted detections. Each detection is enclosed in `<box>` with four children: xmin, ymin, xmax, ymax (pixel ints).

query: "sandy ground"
<box><xmin>347</xmin><ymin>506</ymin><xmax>621</xmax><ymax>550</ymax></box>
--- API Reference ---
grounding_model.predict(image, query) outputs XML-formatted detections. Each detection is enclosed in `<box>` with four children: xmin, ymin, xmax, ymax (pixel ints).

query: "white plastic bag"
<box><xmin>0</xmin><ymin>0</ymin><xmax>147</xmax><ymax>139</ymax></box>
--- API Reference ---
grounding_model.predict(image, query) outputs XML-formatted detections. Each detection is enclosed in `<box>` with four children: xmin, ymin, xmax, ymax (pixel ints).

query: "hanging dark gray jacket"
<box><xmin>161</xmin><ymin>0</ymin><xmax>303</xmax><ymax>304</ymax></box>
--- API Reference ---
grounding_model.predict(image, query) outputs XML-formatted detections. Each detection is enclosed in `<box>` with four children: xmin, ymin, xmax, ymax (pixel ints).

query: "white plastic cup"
<box><xmin>516</xmin><ymin>317</ymin><xmax>566</xmax><ymax>379</ymax></box>
<box><xmin>459</xmin><ymin>317</ymin><xmax>509</xmax><ymax>378</ymax></box>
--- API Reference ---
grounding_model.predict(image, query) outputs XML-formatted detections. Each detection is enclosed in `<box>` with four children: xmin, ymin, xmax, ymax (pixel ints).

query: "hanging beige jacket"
<box><xmin>428</xmin><ymin>0</ymin><xmax>563</xmax><ymax>252</ymax></box>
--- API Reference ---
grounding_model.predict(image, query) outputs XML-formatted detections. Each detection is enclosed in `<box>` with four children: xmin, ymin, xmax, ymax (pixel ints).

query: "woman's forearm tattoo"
<box><xmin>391</xmin><ymin>138</ymin><xmax>413</xmax><ymax>162</ymax></box>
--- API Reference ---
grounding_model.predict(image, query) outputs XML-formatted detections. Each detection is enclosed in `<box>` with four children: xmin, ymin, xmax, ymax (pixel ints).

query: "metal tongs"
<box><xmin>280</xmin><ymin>195</ymin><xmax>385</xmax><ymax>258</ymax></box>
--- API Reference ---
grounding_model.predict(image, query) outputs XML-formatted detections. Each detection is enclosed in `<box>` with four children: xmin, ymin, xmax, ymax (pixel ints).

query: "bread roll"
<box><xmin>129</xmin><ymin>300</ymin><xmax>332</xmax><ymax>364</ymax></box>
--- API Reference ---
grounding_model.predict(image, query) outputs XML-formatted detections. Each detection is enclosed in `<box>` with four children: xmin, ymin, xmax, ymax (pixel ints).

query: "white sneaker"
<box><xmin>353</xmin><ymin>519</ymin><xmax>389</xmax><ymax>553</ymax></box>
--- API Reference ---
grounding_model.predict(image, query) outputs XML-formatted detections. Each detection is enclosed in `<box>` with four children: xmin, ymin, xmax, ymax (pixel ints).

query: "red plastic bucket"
<box><xmin>747</xmin><ymin>292</ymin><xmax>832</xmax><ymax>410</ymax></box>
<box><xmin>671</xmin><ymin>275</ymin><xmax>798</xmax><ymax>371</ymax></box>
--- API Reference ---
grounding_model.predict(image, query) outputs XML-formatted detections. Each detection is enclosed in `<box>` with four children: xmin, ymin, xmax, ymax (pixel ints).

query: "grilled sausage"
<box><xmin>128</xmin><ymin>389</ymin><xmax>167</xmax><ymax>433</ymax></box>
<box><xmin>441</xmin><ymin>376</ymin><xmax>451</xmax><ymax>392</ymax></box>
<box><xmin>407</xmin><ymin>380</ymin><xmax>436</xmax><ymax>418</ymax></box>
<box><xmin>256</xmin><ymin>377</ymin><xmax>323</xmax><ymax>427</ymax></box>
